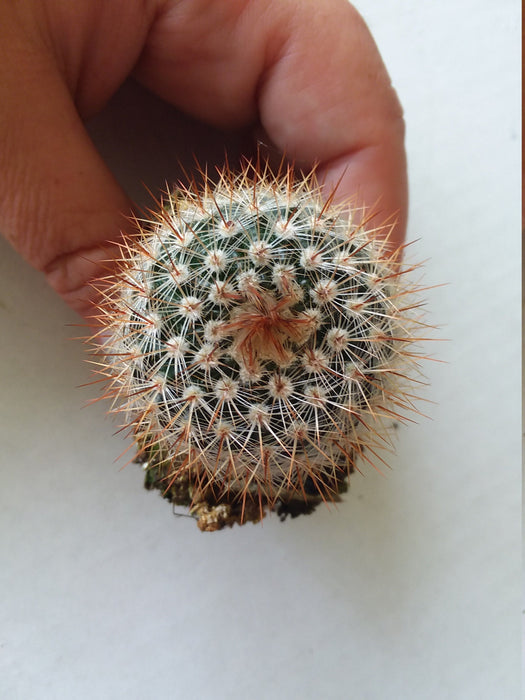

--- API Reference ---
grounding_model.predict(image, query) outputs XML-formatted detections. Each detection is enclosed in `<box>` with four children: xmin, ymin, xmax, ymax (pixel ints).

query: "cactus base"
<box><xmin>138</xmin><ymin>447</ymin><xmax>349</xmax><ymax>531</ymax></box>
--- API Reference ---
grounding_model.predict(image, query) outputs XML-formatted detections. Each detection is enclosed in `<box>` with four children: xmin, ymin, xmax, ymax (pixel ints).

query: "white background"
<box><xmin>0</xmin><ymin>1</ymin><xmax>521</xmax><ymax>698</ymax></box>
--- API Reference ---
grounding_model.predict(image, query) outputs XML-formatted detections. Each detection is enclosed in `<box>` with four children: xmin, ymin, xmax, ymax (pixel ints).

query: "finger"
<box><xmin>136</xmin><ymin>0</ymin><xmax>407</xmax><ymax>246</ymax></box>
<box><xmin>0</xmin><ymin>7</ymin><xmax>136</xmax><ymax>316</ymax></box>
<box><xmin>259</xmin><ymin>2</ymin><xmax>407</xmax><ymax>248</ymax></box>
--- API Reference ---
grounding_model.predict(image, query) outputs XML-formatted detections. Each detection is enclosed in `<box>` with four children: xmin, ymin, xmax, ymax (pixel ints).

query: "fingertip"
<box><xmin>317</xmin><ymin>137</ymin><xmax>408</xmax><ymax>250</ymax></box>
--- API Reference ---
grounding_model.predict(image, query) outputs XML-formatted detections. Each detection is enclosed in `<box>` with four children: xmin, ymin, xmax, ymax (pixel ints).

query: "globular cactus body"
<box><xmin>93</xmin><ymin>162</ymin><xmax>424</xmax><ymax>530</ymax></box>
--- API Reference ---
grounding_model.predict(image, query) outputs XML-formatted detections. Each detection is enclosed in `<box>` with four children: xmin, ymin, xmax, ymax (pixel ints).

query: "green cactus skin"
<box><xmin>92</xmin><ymin>161</ymin><xmax>425</xmax><ymax>530</ymax></box>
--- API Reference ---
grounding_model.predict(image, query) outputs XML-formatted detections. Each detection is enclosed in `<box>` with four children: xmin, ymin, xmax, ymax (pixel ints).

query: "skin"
<box><xmin>0</xmin><ymin>0</ymin><xmax>407</xmax><ymax>318</ymax></box>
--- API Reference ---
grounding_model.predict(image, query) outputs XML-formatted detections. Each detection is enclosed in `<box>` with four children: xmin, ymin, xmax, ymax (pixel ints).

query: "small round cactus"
<box><xmin>92</xmin><ymin>160</ymin><xmax>425</xmax><ymax>530</ymax></box>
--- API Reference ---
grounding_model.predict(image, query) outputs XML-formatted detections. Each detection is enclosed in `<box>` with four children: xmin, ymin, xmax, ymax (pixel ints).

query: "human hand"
<box><xmin>0</xmin><ymin>0</ymin><xmax>406</xmax><ymax>317</ymax></box>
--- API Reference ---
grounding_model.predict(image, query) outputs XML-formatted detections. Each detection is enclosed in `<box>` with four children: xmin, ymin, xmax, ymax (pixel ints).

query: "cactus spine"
<box><xmin>92</xmin><ymin>160</ymin><xmax>425</xmax><ymax>530</ymax></box>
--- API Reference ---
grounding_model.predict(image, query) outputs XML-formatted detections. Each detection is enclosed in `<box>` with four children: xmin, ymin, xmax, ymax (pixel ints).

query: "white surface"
<box><xmin>0</xmin><ymin>2</ymin><xmax>521</xmax><ymax>698</ymax></box>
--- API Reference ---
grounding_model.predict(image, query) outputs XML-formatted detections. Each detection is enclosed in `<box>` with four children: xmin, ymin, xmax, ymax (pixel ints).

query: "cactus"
<box><xmin>92</xmin><ymin>160</ymin><xmax>426</xmax><ymax>530</ymax></box>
